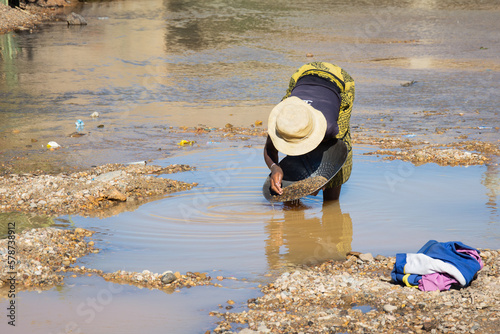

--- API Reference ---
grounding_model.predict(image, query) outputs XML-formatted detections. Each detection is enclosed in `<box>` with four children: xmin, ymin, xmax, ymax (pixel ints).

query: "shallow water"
<box><xmin>0</xmin><ymin>0</ymin><xmax>499</xmax><ymax>332</ymax></box>
<box><xmin>0</xmin><ymin>0</ymin><xmax>499</xmax><ymax>172</ymax></box>
<box><xmin>1</xmin><ymin>146</ymin><xmax>499</xmax><ymax>333</ymax></box>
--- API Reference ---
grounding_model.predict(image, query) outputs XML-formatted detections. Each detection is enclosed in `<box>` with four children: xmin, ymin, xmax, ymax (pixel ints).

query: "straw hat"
<box><xmin>268</xmin><ymin>96</ymin><xmax>327</xmax><ymax>156</ymax></box>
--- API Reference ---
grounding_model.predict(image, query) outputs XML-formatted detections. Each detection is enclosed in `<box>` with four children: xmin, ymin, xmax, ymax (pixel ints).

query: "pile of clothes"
<box><xmin>391</xmin><ymin>240</ymin><xmax>483</xmax><ymax>291</ymax></box>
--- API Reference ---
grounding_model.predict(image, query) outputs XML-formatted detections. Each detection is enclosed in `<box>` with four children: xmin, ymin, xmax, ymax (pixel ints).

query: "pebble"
<box><xmin>0</xmin><ymin>163</ymin><xmax>196</xmax><ymax>217</ymax></box>
<box><xmin>359</xmin><ymin>253</ymin><xmax>374</xmax><ymax>262</ymax></box>
<box><xmin>212</xmin><ymin>250</ymin><xmax>500</xmax><ymax>334</ymax></box>
<box><xmin>383</xmin><ymin>304</ymin><xmax>398</xmax><ymax>312</ymax></box>
<box><xmin>161</xmin><ymin>272</ymin><xmax>177</xmax><ymax>285</ymax></box>
<box><xmin>0</xmin><ymin>227</ymin><xmax>96</xmax><ymax>292</ymax></box>
<box><xmin>362</xmin><ymin>139</ymin><xmax>499</xmax><ymax>166</ymax></box>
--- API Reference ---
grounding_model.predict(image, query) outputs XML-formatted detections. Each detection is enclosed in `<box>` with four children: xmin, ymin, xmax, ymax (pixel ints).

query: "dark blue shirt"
<box><xmin>289</xmin><ymin>75</ymin><xmax>341</xmax><ymax>140</ymax></box>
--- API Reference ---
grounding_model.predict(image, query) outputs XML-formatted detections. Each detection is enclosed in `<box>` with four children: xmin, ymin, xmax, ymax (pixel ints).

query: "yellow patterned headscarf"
<box><xmin>282</xmin><ymin>62</ymin><xmax>355</xmax><ymax>188</ymax></box>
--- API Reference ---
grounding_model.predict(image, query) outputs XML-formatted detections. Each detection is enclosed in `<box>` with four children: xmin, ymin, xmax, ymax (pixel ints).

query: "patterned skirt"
<box><xmin>282</xmin><ymin>62</ymin><xmax>355</xmax><ymax>188</ymax></box>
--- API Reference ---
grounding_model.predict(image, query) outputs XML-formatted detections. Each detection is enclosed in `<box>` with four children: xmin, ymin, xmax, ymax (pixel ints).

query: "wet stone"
<box><xmin>161</xmin><ymin>272</ymin><xmax>177</xmax><ymax>285</ymax></box>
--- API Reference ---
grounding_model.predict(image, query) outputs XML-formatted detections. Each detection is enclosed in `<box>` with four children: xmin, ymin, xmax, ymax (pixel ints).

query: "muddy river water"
<box><xmin>0</xmin><ymin>0</ymin><xmax>499</xmax><ymax>333</ymax></box>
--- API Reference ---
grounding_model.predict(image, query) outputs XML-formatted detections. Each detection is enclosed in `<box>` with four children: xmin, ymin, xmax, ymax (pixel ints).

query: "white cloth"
<box><xmin>405</xmin><ymin>253</ymin><xmax>466</xmax><ymax>286</ymax></box>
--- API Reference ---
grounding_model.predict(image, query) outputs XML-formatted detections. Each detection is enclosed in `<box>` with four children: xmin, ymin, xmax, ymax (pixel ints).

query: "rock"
<box><xmin>238</xmin><ymin>329</ymin><xmax>259</xmax><ymax>334</ymax></box>
<box><xmin>103</xmin><ymin>187</ymin><xmax>127</xmax><ymax>201</ymax></box>
<box><xmin>383</xmin><ymin>304</ymin><xmax>397</xmax><ymax>313</ymax></box>
<box><xmin>74</xmin><ymin>228</ymin><xmax>86</xmax><ymax>234</ymax></box>
<box><xmin>257</xmin><ymin>324</ymin><xmax>271</xmax><ymax>333</ymax></box>
<box><xmin>401</xmin><ymin>80</ymin><xmax>417</xmax><ymax>87</ymax></box>
<box><xmin>68</xmin><ymin>132</ymin><xmax>85</xmax><ymax>138</ymax></box>
<box><xmin>161</xmin><ymin>272</ymin><xmax>177</xmax><ymax>284</ymax></box>
<box><xmin>423</xmin><ymin>320</ymin><xmax>438</xmax><ymax>331</ymax></box>
<box><xmin>93</xmin><ymin>170</ymin><xmax>124</xmax><ymax>182</ymax></box>
<box><xmin>359</xmin><ymin>253</ymin><xmax>374</xmax><ymax>262</ymax></box>
<box><xmin>67</xmin><ymin>12</ymin><xmax>87</xmax><ymax>26</ymax></box>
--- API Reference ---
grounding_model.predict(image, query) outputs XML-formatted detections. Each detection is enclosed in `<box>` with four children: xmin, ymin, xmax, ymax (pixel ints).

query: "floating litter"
<box><xmin>177</xmin><ymin>140</ymin><xmax>195</xmax><ymax>146</ymax></box>
<box><xmin>47</xmin><ymin>141</ymin><xmax>61</xmax><ymax>149</ymax></box>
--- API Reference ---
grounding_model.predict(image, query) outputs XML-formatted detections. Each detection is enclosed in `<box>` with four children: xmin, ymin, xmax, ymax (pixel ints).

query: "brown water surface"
<box><xmin>0</xmin><ymin>0</ymin><xmax>499</xmax><ymax>332</ymax></box>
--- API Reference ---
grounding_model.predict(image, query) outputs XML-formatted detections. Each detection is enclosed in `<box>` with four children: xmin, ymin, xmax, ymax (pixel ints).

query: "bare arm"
<box><xmin>264</xmin><ymin>136</ymin><xmax>283</xmax><ymax>195</ymax></box>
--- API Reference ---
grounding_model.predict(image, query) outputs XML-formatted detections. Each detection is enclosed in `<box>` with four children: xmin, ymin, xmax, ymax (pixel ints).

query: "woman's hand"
<box><xmin>270</xmin><ymin>164</ymin><xmax>283</xmax><ymax>195</ymax></box>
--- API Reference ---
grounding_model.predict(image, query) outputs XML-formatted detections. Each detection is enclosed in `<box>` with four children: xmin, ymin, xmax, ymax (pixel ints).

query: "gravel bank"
<box><xmin>2</xmin><ymin>226</ymin><xmax>498</xmax><ymax>333</ymax></box>
<box><xmin>212</xmin><ymin>251</ymin><xmax>500</xmax><ymax>334</ymax></box>
<box><xmin>0</xmin><ymin>1</ymin><xmax>79</xmax><ymax>34</ymax></box>
<box><xmin>0</xmin><ymin>227</ymin><xmax>96</xmax><ymax>296</ymax></box>
<box><xmin>0</xmin><ymin>3</ymin><xmax>41</xmax><ymax>33</ymax></box>
<box><xmin>0</xmin><ymin>227</ymin><xmax>219</xmax><ymax>298</ymax></box>
<box><xmin>0</xmin><ymin>163</ymin><xmax>196</xmax><ymax>217</ymax></box>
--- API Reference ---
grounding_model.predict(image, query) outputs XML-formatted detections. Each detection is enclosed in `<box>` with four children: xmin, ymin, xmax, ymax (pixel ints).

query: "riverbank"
<box><xmin>0</xmin><ymin>227</ymin><xmax>216</xmax><ymax>298</ymax></box>
<box><xmin>212</xmin><ymin>249</ymin><xmax>500</xmax><ymax>334</ymax></box>
<box><xmin>1</xmin><ymin>0</ymin><xmax>499</xmax><ymax>331</ymax></box>
<box><xmin>1</xmin><ymin>225</ymin><xmax>498</xmax><ymax>334</ymax></box>
<box><xmin>0</xmin><ymin>2</ymin><xmax>76</xmax><ymax>34</ymax></box>
<box><xmin>0</xmin><ymin>3</ymin><xmax>41</xmax><ymax>33</ymax></box>
<box><xmin>0</xmin><ymin>162</ymin><xmax>196</xmax><ymax>218</ymax></box>
<box><xmin>1</xmin><ymin>125</ymin><xmax>498</xmax><ymax>218</ymax></box>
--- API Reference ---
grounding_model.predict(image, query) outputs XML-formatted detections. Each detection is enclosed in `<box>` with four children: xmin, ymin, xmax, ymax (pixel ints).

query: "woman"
<box><xmin>264</xmin><ymin>62</ymin><xmax>355</xmax><ymax>201</ymax></box>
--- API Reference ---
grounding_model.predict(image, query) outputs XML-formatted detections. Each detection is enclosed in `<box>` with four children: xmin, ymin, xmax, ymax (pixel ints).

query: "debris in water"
<box><xmin>47</xmin><ymin>141</ymin><xmax>61</xmax><ymax>149</ymax></box>
<box><xmin>177</xmin><ymin>140</ymin><xmax>195</xmax><ymax>146</ymax></box>
<box><xmin>401</xmin><ymin>80</ymin><xmax>417</xmax><ymax>87</ymax></box>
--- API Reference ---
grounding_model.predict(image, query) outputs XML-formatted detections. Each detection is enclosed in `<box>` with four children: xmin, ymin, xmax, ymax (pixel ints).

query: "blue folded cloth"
<box><xmin>391</xmin><ymin>240</ymin><xmax>482</xmax><ymax>290</ymax></box>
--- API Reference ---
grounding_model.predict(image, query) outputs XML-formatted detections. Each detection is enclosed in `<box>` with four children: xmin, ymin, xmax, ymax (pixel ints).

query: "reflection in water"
<box><xmin>164</xmin><ymin>0</ymin><xmax>205</xmax><ymax>51</ymax></box>
<box><xmin>0</xmin><ymin>33</ymin><xmax>19</xmax><ymax>88</ymax></box>
<box><xmin>265</xmin><ymin>200</ymin><xmax>352</xmax><ymax>270</ymax></box>
<box><xmin>482</xmin><ymin>162</ymin><xmax>499</xmax><ymax>216</ymax></box>
<box><xmin>163</xmin><ymin>0</ymin><xmax>273</xmax><ymax>52</ymax></box>
<box><xmin>0</xmin><ymin>212</ymin><xmax>62</xmax><ymax>238</ymax></box>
